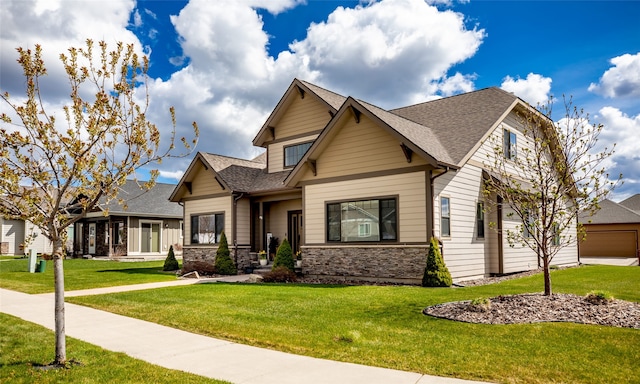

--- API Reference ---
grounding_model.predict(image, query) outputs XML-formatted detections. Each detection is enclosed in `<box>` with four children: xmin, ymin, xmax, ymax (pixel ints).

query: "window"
<box><xmin>503</xmin><ymin>129</ymin><xmax>517</xmax><ymax>160</ymax></box>
<box><xmin>441</xmin><ymin>197</ymin><xmax>450</xmax><ymax>237</ymax></box>
<box><xmin>326</xmin><ymin>198</ymin><xmax>397</xmax><ymax>242</ymax></box>
<box><xmin>552</xmin><ymin>223</ymin><xmax>560</xmax><ymax>246</ymax></box>
<box><xmin>523</xmin><ymin>211</ymin><xmax>535</xmax><ymax>238</ymax></box>
<box><xmin>284</xmin><ymin>142</ymin><xmax>313</xmax><ymax>167</ymax></box>
<box><xmin>113</xmin><ymin>222</ymin><xmax>124</xmax><ymax>245</ymax></box>
<box><xmin>191</xmin><ymin>213</ymin><xmax>224</xmax><ymax>244</ymax></box>
<box><xmin>476</xmin><ymin>202</ymin><xmax>485</xmax><ymax>238</ymax></box>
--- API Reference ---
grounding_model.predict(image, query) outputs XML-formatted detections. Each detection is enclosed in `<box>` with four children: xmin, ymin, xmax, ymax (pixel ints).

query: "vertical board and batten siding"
<box><xmin>433</xmin><ymin>163</ymin><xmax>492</xmax><ymax>279</ymax></box>
<box><xmin>267</xmin><ymin>94</ymin><xmax>332</xmax><ymax>173</ymax></box>
<box><xmin>305</xmin><ymin>172</ymin><xmax>427</xmax><ymax>244</ymax></box>
<box><xmin>128</xmin><ymin>217</ymin><xmax>139</xmax><ymax>253</ymax></box>
<box><xmin>183</xmin><ymin>196</ymin><xmax>232</xmax><ymax>246</ymax></box>
<box><xmin>303</xmin><ymin>116</ymin><xmax>428</xmax><ymax>180</ymax></box>
<box><xmin>267</xmin><ymin>199</ymin><xmax>302</xmax><ymax>244</ymax></box>
<box><xmin>268</xmin><ymin>134</ymin><xmax>319</xmax><ymax>173</ymax></box>
<box><xmin>236</xmin><ymin>198</ymin><xmax>251</xmax><ymax>245</ymax></box>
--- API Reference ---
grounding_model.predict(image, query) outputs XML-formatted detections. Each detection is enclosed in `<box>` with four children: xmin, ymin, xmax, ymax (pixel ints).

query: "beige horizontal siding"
<box><xmin>236</xmin><ymin>198</ymin><xmax>251</xmax><ymax>245</ymax></box>
<box><xmin>275</xmin><ymin>94</ymin><xmax>332</xmax><ymax>139</ymax></box>
<box><xmin>191</xmin><ymin>162</ymin><xmax>225</xmax><ymax>197</ymax></box>
<box><xmin>184</xmin><ymin>196</ymin><xmax>232</xmax><ymax>246</ymax></box>
<box><xmin>305</xmin><ymin>172</ymin><xmax>427</xmax><ymax>244</ymax></box>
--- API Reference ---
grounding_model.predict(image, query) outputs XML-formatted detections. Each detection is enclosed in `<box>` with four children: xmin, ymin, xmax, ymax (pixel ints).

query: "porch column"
<box><xmin>259</xmin><ymin>202</ymin><xmax>265</xmax><ymax>251</ymax></box>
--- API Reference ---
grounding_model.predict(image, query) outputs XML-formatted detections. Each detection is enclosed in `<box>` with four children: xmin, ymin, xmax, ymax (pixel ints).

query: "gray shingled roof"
<box><xmin>299</xmin><ymin>79</ymin><xmax>347</xmax><ymax>110</ymax></box>
<box><xmin>579</xmin><ymin>199</ymin><xmax>640</xmax><ymax>224</ymax></box>
<box><xmin>101</xmin><ymin>181</ymin><xmax>182</xmax><ymax>218</ymax></box>
<box><xmin>358</xmin><ymin>99</ymin><xmax>455</xmax><ymax>166</ymax></box>
<box><xmin>619</xmin><ymin>194</ymin><xmax>640</xmax><ymax>213</ymax></box>
<box><xmin>199</xmin><ymin>152</ymin><xmax>291</xmax><ymax>193</ymax></box>
<box><xmin>391</xmin><ymin>87</ymin><xmax>519</xmax><ymax>165</ymax></box>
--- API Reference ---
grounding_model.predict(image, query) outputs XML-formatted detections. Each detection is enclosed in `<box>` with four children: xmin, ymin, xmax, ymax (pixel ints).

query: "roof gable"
<box><xmin>620</xmin><ymin>194</ymin><xmax>640</xmax><ymax>213</ymax></box>
<box><xmin>252</xmin><ymin>78</ymin><xmax>346</xmax><ymax>147</ymax></box>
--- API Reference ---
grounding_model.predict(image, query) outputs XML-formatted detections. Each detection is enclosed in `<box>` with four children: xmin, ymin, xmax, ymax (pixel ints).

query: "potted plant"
<box><xmin>258</xmin><ymin>250</ymin><xmax>268</xmax><ymax>266</ymax></box>
<box><xmin>295</xmin><ymin>251</ymin><xmax>302</xmax><ymax>268</ymax></box>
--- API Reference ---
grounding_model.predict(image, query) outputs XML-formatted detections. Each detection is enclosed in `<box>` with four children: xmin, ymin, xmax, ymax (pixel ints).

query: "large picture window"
<box><xmin>191</xmin><ymin>213</ymin><xmax>224</xmax><ymax>244</ymax></box>
<box><xmin>284</xmin><ymin>141</ymin><xmax>313</xmax><ymax>167</ymax></box>
<box><xmin>327</xmin><ymin>198</ymin><xmax>397</xmax><ymax>242</ymax></box>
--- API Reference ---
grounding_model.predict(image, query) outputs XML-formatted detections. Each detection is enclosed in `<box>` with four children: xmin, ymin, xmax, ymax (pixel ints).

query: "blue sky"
<box><xmin>1</xmin><ymin>0</ymin><xmax>639</xmax><ymax>200</ymax></box>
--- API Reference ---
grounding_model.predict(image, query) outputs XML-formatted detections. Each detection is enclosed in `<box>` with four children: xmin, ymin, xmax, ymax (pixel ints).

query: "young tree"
<box><xmin>0</xmin><ymin>40</ymin><xmax>198</xmax><ymax>365</ymax></box>
<box><xmin>272</xmin><ymin>238</ymin><xmax>295</xmax><ymax>272</ymax></box>
<box><xmin>483</xmin><ymin>96</ymin><xmax>620</xmax><ymax>296</ymax></box>
<box><xmin>422</xmin><ymin>237</ymin><xmax>452</xmax><ymax>287</ymax></box>
<box><xmin>163</xmin><ymin>245</ymin><xmax>179</xmax><ymax>271</ymax></box>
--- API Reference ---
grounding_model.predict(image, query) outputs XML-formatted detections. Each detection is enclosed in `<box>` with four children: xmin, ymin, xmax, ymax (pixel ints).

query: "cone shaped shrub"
<box><xmin>272</xmin><ymin>238</ymin><xmax>295</xmax><ymax>272</ymax></box>
<box><xmin>422</xmin><ymin>237</ymin><xmax>452</xmax><ymax>287</ymax></box>
<box><xmin>163</xmin><ymin>245</ymin><xmax>179</xmax><ymax>271</ymax></box>
<box><xmin>214</xmin><ymin>231</ymin><xmax>236</xmax><ymax>275</ymax></box>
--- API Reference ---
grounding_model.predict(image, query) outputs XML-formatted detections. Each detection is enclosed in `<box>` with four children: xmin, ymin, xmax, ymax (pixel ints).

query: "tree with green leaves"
<box><xmin>272</xmin><ymin>238</ymin><xmax>295</xmax><ymax>272</ymax></box>
<box><xmin>483</xmin><ymin>96</ymin><xmax>620</xmax><ymax>296</ymax></box>
<box><xmin>163</xmin><ymin>245</ymin><xmax>179</xmax><ymax>271</ymax></box>
<box><xmin>422</xmin><ymin>237</ymin><xmax>452</xmax><ymax>287</ymax></box>
<box><xmin>0</xmin><ymin>40</ymin><xmax>198</xmax><ymax>365</ymax></box>
<box><xmin>214</xmin><ymin>231</ymin><xmax>236</xmax><ymax>275</ymax></box>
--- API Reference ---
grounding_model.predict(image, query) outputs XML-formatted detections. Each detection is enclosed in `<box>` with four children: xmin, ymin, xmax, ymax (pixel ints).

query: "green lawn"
<box><xmin>0</xmin><ymin>258</ymin><xmax>178</xmax><ymax>294</ymax></box>
<box><xmin>68</xmin><ymin>265</ymin><xmax>640</xmax><ymax>384</ymax></box>
<box><xmin>0</xmin><ymin>313</ymin><xmax>229</xmax><ymax>384</ymax></box>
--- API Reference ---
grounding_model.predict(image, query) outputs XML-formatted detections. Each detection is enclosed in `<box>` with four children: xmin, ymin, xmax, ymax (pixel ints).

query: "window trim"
<box><xmin>440</xmin><ymin>196</ymin><xmax>451</xmax><ymax>238</ymax></box>
<box><xmin>326</xmin><ymin>196</ymin><xmax>398</xmax><ymax>243</ymax></box>
<box><xmin>190</xmin><ymin>212</ymin><xmax>225</xmax><ymax>245</ymax></box>
<box><xmin>283</xmin><ymin>141</ymin><xmax>313</xmax><ymax>168</ymax></box>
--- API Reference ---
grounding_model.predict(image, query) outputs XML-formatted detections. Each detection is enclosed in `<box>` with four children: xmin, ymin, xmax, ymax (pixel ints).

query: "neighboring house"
<box><xmin>0</xmin><ymin>218</ymin><xmax>54</xmax><ymax>256</ymax></box>
<box><xmin>170</xmin><ymin>79</ymin><xmax>578</xmax><ymax>283</ymax></box>
<box><xmin>579</xmin><ymin>197</ymin><xmax>640</xmax><ymax>266</ymax></box>
<box><xmin>73</xmin><ymin>181</ymin><xmax>183</xmax><ymax>259</ymax></box>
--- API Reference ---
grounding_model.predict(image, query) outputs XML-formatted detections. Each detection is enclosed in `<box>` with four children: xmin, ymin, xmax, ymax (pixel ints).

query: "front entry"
<box><xmin>141</xmin><ymin>222</ymin><xmax>161</xmax><ymax>253</ymax></box>
<box><xmin>288</xmin><ymin>210</ymin><xmax>303</xmax><ymax>253</ymax></box>
<box><xmin>88</xmin><ymin>223</ymin><xmax>96</xmax><ymax>254</ymax></box>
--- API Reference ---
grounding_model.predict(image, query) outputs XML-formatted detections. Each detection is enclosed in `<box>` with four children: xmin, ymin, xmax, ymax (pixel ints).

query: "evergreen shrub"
<box><xmin>214</xmin><ymin>231</ymin><xmax>236</xmax><ymax>275</ymax></box>
<box><xmin>272</xmin><ymin>238</ymin><xmax>295</xmax><ymax>272</ymax></box>
<box><xmin>422</xmin><ymin>237</ymin><xmax>452</xmax><ymax>287</ymax></box>
<box><xmin>163</xmin><ymin>245</ymin><xmax>179</xmax><ymax>271</ymax></box>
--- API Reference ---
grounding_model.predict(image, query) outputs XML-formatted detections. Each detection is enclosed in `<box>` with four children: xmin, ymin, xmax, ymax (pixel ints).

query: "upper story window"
<box><xmin>327</xmin><ymin>198</ymin><xmax>397</xmax><ymax>242</ymax></box>
<box><xmin>284</xmin><ymin>141</ymin><xmax>313</xmax><ymax>168</ymax></box>
<box><xmin>191</xmin><ymin>213</ymin><xmax>224</xmax><ymax>244</ymax></box>
<box><xmin>476</xmin><ymin>202</ymin><xmax>484</xmax><ymax>239</ymax></box>
<box><xmin>503</xmin><ymin>129</ymin><xmax>517</xmax><ymax>160</ymax></box>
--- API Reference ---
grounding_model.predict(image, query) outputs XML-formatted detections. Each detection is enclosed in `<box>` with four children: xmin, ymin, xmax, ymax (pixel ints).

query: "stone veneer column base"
<box><xmin>182</xmin><ymin>246</ymin><xmax>251</xmax><ymax>275</ymax></box>
<box><xmin>301</xmin><ymin>245</ymin><xmax>429</xmax><ymax>285</ymax></box>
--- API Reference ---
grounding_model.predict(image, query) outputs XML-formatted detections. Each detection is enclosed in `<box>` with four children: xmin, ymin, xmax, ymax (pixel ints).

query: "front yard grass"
<box><xmin>0</xmin><ymin>259</ymin><xmax>177</xmax><ymax>294</ymax></box>
<box><xmin>68</xmin><ymin>265</ymin><xmax>640</xmax><ymax>384</ymax></box>
<box><xmin>0</xmin><ymin>313</ymin><xmax>229</xmax><ymax>384</ymax></box>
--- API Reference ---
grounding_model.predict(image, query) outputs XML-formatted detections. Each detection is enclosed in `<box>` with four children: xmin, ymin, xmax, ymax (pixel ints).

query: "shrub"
<box><xmin>214</xmin><ymin>231</ymin><xmax>236</xmax><ymax>275</ymax></box>
<box><xmin>262</xmin><ymin>266</ymin><xmax>297</xmax><ymax>283</ymax></box>
<box><xmin>272</xmin><ymin>238</ymin><xmax>295</xmax><ymax>272</ymax></box>
<box><xmin>585</xmin><ymin>290</ymin><xmax>613</xmax><ymax>305</ymax></box>
<box><xmin>163</xmin><ymin>245</ymin><xmax>179</xmax><ymax>271</ymax></box>
<box><xmin>468</xmin><ymin>297</ymin><xmax>491</xmax><ymax>312</ymax></box>
<box><xmin>422</xmin><ymin>237</ymin><xmax>452</xmax><ymax>287</ymax></box>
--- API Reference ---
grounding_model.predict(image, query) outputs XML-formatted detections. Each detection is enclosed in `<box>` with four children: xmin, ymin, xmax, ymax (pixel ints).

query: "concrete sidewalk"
<box><xmin>0</xmin><ymin>283</ymin><xmax>491</xmax><ymax>384</ymax></box>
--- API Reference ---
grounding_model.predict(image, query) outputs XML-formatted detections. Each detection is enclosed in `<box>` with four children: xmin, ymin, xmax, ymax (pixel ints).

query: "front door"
<box><xmin>288</xmin><ymin>211</ymin><xmax>303</xmax><ymax>253</ymax></box>
<box><xmin>141</xmin><ymin>222</ymin><xmax>161</xmax><ymax>253</ymax></box>
<box><xmin>88</xmin><ymin>223</ymin><xmax>96</xmax><ymax>254</ymax></box>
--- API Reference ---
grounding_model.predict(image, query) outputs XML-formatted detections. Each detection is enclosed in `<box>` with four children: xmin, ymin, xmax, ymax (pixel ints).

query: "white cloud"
<box><xmin>500</xmin><ymin>73</ymin><xmax>552</xmax><ymax>106</ymax></box>
<box><xmin>588</xmin><ymin>52</ymin><xmax>640</xmax><ymax>98</ymax></box>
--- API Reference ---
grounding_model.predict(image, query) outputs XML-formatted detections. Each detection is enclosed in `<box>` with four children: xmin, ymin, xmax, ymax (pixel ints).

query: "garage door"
<box><xmin>581</xmin><ymin>230</ymin><xmax>637</xmax><ymax>257</ymax></box>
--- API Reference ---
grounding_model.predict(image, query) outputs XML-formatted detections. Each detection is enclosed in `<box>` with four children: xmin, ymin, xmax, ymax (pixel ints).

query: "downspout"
<box><xmin>430</xmin><ymin>166</ymin><xmax>452</xmax><ymax>238</ymax></box>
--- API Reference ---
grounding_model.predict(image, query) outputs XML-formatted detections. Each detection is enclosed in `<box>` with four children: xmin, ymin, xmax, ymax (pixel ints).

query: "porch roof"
<box><xmin>99</xmin><ymin>181</ymin><xmax>182</xmax><ymax>218</ymax></box>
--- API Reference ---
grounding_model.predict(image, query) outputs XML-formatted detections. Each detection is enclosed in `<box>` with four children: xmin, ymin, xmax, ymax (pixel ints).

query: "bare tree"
<box><xmin>483</xmin><ymin>96</ymin><xmax>620</xmax><ymax>296</ymax></box>
<box><xmin>0</xmin><ymin>40</ymin><xmax>198</xmax><ymax>365</ymax></box>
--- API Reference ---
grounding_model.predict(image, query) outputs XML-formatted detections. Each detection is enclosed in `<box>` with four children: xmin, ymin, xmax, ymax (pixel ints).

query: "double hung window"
<box><xmin>441</xmin><ymin>197</ymin><xmax>451</xmax><ymax>237</ymax></box>
<box><xmin>327</xmin><ymin>198</ymin><xmax>397</xmax><ymax>242</ymax></box>
<box><xmin>191</xmin><ymin>213</ymin><xmax>224</xmax><ymax>244</ymax></box>
<box><xmin>503</xmin><ymin>129</ymin><xmax>517</xmax><ymax>160</ymax></box>
<box><xmin>476</xmin><ymin>202</ymin><xmax>485</xmax><ymax>238</ymax></box>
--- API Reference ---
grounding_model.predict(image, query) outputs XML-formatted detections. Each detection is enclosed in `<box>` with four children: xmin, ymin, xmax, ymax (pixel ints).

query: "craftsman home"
<box><xmin>73</xmin><ymin>181</ymin><xmax>183</xmax><ymax>259</ymax></box>
<box><xmin>170</xmin><ymin>79</ymin><xmax>578</xmax><ymax>283</ymax></box>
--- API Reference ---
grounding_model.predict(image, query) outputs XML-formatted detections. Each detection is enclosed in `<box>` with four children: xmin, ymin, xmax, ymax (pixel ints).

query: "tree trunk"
<box><xmin>53</xmin><ymin>239</ymin><xmax>66</xmax><ymax>365</ymax></box>
<box><xmin>542</xmin><ymin>256</ymin><xmax>552</xmax><ymax>296</ymax></box>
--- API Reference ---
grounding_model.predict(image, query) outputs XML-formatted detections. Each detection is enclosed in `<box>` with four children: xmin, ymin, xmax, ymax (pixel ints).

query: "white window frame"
<box><xmin>440</xmin><ymin>196</ymin><xmax>451</xmax><ymax>238</ymax></box>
